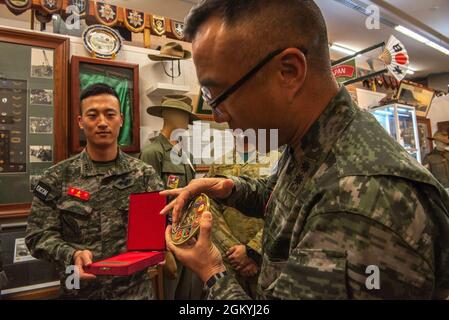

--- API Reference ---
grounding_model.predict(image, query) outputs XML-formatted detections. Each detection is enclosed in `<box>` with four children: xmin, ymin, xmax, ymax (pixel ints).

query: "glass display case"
<box><xmin>0</xmin><ymin>26</ymin><xmax>69</xmax><ymax>218</ymax></box>
<box><xmin>0</xmin><ymin>27</ymin><xmax>69</xmax><ymax>300</ymax></box>
<box><xmin>371</xmin><ymin>103</ymin><xmax>421</xmax><ymax>163</ymax></box>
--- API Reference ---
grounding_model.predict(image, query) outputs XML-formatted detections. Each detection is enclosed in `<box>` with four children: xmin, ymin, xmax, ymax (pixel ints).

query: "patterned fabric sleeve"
<box><xmin>217</xmin><ymin>175</ymin><xmax>277</xmax><ymax>219</ymax></box>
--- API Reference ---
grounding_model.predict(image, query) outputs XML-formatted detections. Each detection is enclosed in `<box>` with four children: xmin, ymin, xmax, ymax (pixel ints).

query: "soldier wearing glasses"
<box><xmin>161</xmin><ymin>0</ymin><xmax>449</xmax><ymax>300</ymax></box>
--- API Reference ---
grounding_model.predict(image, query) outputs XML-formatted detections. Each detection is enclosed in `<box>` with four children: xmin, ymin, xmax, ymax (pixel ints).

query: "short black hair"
<box><xmin>79</xmin><ymin>83</ymin><xmax>120</xmax><ymax>114</ymax></box>
<box><xmin>184</xmin><ymin>0</ymin><xmax>331</xmax><ymax>71</ymax></box>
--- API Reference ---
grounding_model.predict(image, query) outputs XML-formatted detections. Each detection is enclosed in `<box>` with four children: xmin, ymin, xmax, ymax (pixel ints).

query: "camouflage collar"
<box><xmin>289</xmin><ymin>87</ymin><xmax>357</xmax><ymax>182</ymax></box>
<box><xmin>80</xmin><ymin>148</ymin><xmax>132</xmax><ymax>177</ymax></box>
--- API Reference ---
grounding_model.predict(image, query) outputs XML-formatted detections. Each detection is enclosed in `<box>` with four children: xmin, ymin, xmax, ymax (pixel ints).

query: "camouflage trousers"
<box><xmin>211</xmin><ymin>205</ymin><xmax>261</xmax><ymax>299</ymax></box>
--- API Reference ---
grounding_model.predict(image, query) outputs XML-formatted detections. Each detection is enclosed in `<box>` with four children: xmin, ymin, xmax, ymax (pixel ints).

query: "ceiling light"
<box><xmin>426</xmin><ymin>41</ymin><xmax>449</xmax><ymax>55</ymax></box>
<box><xmin>330</xmin><ymin>43</ymin><xmax>357</xmax><ymax>55</ymax></box>
<box><xmin>395</xmin><ymin>25</ymin><xmax>449</xmax><ymax>56</ymax></box>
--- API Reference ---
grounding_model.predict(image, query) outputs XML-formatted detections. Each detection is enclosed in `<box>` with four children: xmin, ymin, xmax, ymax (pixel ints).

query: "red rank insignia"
<box><xmin>68</xmin><ymin>187</ymin><xmax>90</xmax><ymax>201</ymax></box>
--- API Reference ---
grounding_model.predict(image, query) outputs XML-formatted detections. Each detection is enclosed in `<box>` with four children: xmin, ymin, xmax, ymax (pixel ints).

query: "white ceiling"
<box><xmin>316</xmin><ymin>0</ymin><xmax>449</xmax><ymax>78</ymax></box>
<box><xmin>0</xmin><ymin>0</ymin><xmax>448</xmax><ymax>78</ymax></box>
<box><xmin>385</xmin><ymin>0</ymin><xmax>449</xmax><ymax>38</ymax></box>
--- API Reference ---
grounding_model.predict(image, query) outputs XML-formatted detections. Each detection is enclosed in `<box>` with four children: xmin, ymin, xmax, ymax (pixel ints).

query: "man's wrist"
<box><xmin>201</xmin><ymin>264</ymin><xmax>227</xmax><ymax>283</ymax></box>
<box><xmin>56</xmin><ymin>245</ymin><xmax>78</xmax><ymax>267</ymax></box>
<box><xmin>205</xmin><ymin>270</ymin><xmax>228</xmax><ymax>290</ymax></box>
<box><xmin>245</xmin><ymin>245</ymin><xmax>261</xmax><ymax>265</ymax></box>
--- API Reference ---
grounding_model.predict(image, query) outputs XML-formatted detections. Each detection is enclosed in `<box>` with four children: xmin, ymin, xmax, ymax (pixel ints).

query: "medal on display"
<box><xmin>94</xmin><ymin>1</ymin><xmax>118</xmax><ymax>27</ymax></box>
<box><xmin>123</xmin><ymin>9</ymin><xmax>145</xmax><ymax>33</ymax></box>
<box><xmin>40</xmin><ymin>0</ymin><xmax>62</xmax><ymax>14</ymax></box>
<box><xmin>5</xmin><ymin>0</ymin><xmax>31</xmax><ymax>16</ymax></box>
<box><xmin>169</xmin><ymin>20</ymin><xmax>185</xmax><ymax>40</ymax></box>
<box><xmin>171</xmin><ymin>194</ymin><xmax>210</xmax><ymax>246</ymax></box>
<box><xmin>151</xmin><ymin>15</ymin><xmax>166</xmax><ymax>36</ymax></box>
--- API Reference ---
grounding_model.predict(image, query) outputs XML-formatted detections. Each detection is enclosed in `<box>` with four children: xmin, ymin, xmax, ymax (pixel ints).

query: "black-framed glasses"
<box><xmin>201</xmin><ymin>47</ymin><xmax>307</xmax><ymax>112</ymax></box>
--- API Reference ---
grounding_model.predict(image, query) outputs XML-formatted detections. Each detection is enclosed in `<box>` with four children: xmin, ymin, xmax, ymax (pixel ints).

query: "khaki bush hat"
<box><xmin>146</xmin><ymin>95</ymin><xmax>199</xmax><ymax>123</ymax></box>
<box><xmin>148</xmin><ymin>42</ymin><xmax>192</xmax><ymax>61</ymax></box>
<box><xmin>428</xmin><ymin>131</ymin><xmax>449</xmax><ymax>144</ymax></box>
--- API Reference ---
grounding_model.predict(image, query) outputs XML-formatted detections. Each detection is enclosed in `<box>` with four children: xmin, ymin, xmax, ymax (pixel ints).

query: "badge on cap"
<box><xmin>167</xmin><ymin>175</ymin><xmax>180</xmax><ymax>189</ymax></box>
<box><xmin>68</xmin><ymin>187</ymin><xmax>90</xmax><ymax>201</ymax></box>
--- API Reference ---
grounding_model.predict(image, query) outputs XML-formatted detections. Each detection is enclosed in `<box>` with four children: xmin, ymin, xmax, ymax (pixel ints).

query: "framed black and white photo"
<box><xmin>29</xmin><ymin>145</ymin><xmax>53</xmax><ymax>163</ymax></box>
<box><xmin>13</xmin><ymin>238</ymin><xmax>36</xmax><ymax>263</ymax></box>
<box><xmin>30</xmin><ymin>48</ymin><xmax>54</xmax><ymax>79</ymax></box>
<box><xmin>29</xmin><ymin>116</ymin><xmax>53</xmax><ymax>134</ymax></box>
<box><xmin>30</xmin><ymin>89</ymin><xmax>53</xmax><ymax>106</ymax></box>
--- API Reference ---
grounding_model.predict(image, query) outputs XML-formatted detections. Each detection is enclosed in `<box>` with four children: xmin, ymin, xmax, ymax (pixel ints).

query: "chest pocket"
<box><xmin>112</xmin><ymin>176</ymin><xmax>136</xmax><ymax>213</ymax></box>
<box><xmin>113</xmin><ymin>176</ymin><xmax>135</xmax><ymax>190</ymax></box>
<box><xmin>161</xmin><ymin>160</ymin><xmax>186</xmax><ymax>175</ymax></box>
<box><xmin>57</xmin><ymin>202</ymin><xmax>93</xmax><ymax>244</ymax></box>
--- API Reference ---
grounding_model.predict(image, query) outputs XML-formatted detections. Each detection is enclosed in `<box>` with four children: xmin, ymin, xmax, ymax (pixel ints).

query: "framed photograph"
<box><xmin>396</xmin><ymin>80</ymin><xmax>436</xmax><ymax>117</ymax></box>
<box><xmin>13</xmin><ymin>238</ymin><xmax>36</xmax><ymax>263</ymax></box>
<box><xmin>29</xmin><ymin>145</ymin><xmax>53</xmax><ymax>163</ymax></box>
<box><xmin>29</xmin><ymin>117</ymin><xmax>53</xmax><ymax>134</ymax></box>
<box><xmin>70</xmin><ymin>56</ymin><xmax>141</xmax><ymax>153</ymax></box>
<box><xmin>416</xmin><ymin>117</ymin><xmax>433</xmax><ymax>163</ymax></box>
<box><xmin>30</xmin><ymin>48</ymin><xmax>54</xmax><ymax>79</ymax></box>
<box><xmin>0</xmin><ymin>26</ymin><xmax>69</xmax><ymax>219</ymax></box>
<box><xmin>30</xmin><ymin>89</ymin><xmax>53</xmax><ymax>106</ymax></box>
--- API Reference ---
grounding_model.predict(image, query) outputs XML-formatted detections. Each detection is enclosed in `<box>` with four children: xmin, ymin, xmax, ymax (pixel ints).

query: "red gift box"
<box><xmin>84</xmin><ymin>192</ymin><xmax>167</xmax><ymax>276</ymax></box>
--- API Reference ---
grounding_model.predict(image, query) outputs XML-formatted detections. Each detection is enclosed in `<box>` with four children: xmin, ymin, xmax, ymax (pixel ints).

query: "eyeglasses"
<box><xmin>201</xmin><ymin>47</ymin><xmax>307</xmax><ymax>112</ymax></box>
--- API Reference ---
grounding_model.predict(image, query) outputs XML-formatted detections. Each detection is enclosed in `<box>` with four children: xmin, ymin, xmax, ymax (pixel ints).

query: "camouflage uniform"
<box><xmin>208</xmin><ymin>87</ymin><xmax>449</xmax><ymax>300</ymax></box>
<box><xmin>140</xmin><ymin>133</ymin><xmax>203</xmax><ymax>300</ymax></box>
<box><xmin>423</xmin><ymin>149</ymin><xmax>449</xmax><ymax>188</ymax></box>
<box><xmin>207</xmin><ymin>149</ymin><xmax>280</xmax><ymax>298</ymax></box>
<box><xmin>140</xmin><ymin>134</ymin><xmax>195</xmax><ymax>191</ymax></box>
<box><xmin>25</xmin><ymin>149</ymin><xmax>164</xmax><ymax>300</ymax></box>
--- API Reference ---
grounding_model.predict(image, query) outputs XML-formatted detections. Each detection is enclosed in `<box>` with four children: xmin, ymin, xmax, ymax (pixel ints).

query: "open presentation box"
<box><xmin>84</xmin><ymin>192</ymin><xmax>166</xmax><ymax>276</ymax></box>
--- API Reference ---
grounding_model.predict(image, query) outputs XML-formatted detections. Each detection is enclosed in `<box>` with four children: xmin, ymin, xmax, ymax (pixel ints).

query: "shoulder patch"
<box><xmin>34</xmin><ymin>181</ymin><xmax>51</xmax><ymax>201</ymax></box>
